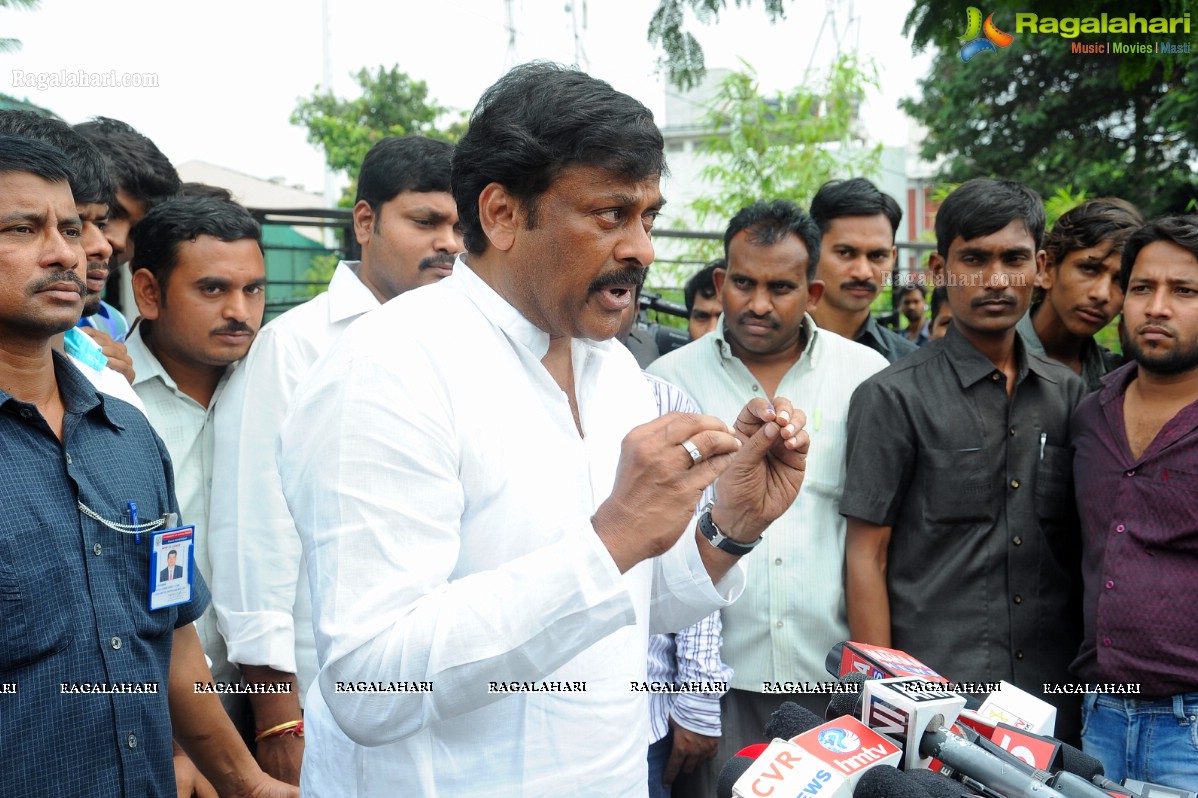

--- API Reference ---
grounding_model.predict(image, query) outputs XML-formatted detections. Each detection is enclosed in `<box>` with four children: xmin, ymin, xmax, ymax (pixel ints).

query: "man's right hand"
<box><xmin>78</xmin><ymin>327</ymin><xmax>135</xmax><ymax>384</ymax></box>
<box><xmin>592</xmin><ymin>412</ymin><xmax>741</xmax><ymax>572</ymax></box>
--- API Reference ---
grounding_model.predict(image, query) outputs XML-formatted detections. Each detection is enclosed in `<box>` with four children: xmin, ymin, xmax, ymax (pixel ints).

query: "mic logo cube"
<box><xmin>793</xmin><ymin>717</ymin><xmax>903</xmax><ymax>787</ymax></box>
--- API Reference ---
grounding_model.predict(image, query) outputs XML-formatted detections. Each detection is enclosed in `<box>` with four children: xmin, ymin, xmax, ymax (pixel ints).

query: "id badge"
<box><xmin>149</xmin><ymin>526</ymin><xmax>195</xmax><ymax>610</ymax></box>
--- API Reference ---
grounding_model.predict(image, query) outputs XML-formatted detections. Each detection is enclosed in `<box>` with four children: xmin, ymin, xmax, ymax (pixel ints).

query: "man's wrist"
<box><xmin>706</xmin><ymin>504</ymin><xmax>763</xmax><ymax>550</ymax></box>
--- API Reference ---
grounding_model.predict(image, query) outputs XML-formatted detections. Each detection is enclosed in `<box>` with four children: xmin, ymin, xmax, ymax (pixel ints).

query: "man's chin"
<box><xmin>82</xmin><ymin>298</ymin><xmax>102</xmax><ymax>317</ymax></box>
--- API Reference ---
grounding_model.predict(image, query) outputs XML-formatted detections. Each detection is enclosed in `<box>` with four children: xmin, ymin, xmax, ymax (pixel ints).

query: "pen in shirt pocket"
<box><xmin>1040</xmin><ymin>433</ymin><xmax>1047</xmax><ymax>461</ymax></box>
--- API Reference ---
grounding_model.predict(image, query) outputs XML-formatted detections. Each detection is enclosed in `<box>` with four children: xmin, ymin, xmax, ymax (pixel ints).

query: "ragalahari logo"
<box><xmin>959</xmin><ymin>7</ymin><xmax>1015</xmax><ymax>62</ymax></box>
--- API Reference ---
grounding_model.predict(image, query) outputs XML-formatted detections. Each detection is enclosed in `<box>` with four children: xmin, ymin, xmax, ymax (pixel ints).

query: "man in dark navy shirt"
<box><xmin>0</xmin><ymin>136</ymin><xmax>294</xmax><ymax>797</ymax></box>
<box><xmin>1072</xmin><ymin>216</ymin><xmax>1198</xmax><ymax>790</ymax></box>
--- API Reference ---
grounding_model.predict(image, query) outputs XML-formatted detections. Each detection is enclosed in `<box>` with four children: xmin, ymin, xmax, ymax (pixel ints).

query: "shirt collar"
<box><xmin>942</xmin><ymin>324</ymin><xmax>1057</xmax><ymax>387</ymax></box>
<box><xmin>713</xmin><ymin>312</ymin><xmax>821</xmax><ymax>365</ymax></box>
<box><xmin>126</xmin><ymin>325</ymin><xmax>176</xmax><ymax>392</ymax></box>
<box><xmin>1097</xmin><ymin>360</ymin><xmax>1140</xmax><ymax>407</ymax></box>
<box><xmin>1019</xmin><ymin>301</ymin><xmax>1107</xmax><ymax>384</ymax></box>
<box><xmin>328</xmin><ymin>261</ymin><xmax>382</xmax><ymax>324</ymax></box>
<box><xmin>854</xmin><ymin>314</ymin><xmax>889</xmax><ymax>348</ymax></box>
<box><xmin>0</xmin><ymin>351</ymin><xmax>123</xmax><ymax>430</ymax></box>
<box><xmin>452</xmin><ymin>256</ymin><xmax>554</xmax><ymax>359</ymax></box>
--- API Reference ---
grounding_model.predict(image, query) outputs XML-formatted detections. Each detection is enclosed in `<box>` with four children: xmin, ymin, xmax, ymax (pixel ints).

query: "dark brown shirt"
<box><xmin>842</xmin><ymin>327</ymin><xmax>1086</xmax><ymax>711</ymax></box>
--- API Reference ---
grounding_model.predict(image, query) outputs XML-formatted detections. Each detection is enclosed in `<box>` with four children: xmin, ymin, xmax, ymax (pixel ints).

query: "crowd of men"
<box><xmin>0</xmin><ymin>61</ymin><xmax>1195</xmax><ymax>798</ymax></box>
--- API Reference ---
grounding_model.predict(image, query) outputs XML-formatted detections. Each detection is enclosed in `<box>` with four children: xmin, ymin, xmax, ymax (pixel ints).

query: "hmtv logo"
<box><xmin>959</xmin><ymin>6</ymin><xmax>1015</xmax><ymax>62</ymax></box>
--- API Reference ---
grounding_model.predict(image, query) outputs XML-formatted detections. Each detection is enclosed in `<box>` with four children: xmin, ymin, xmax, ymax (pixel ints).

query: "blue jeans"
<box><xmin>1081</xmin><ymin>692</ymin><xmax>1198</xmax><ymax>791</ymax></box>
<box><xmin>647</xmin><ymin>728</ymin><xmax>674</xmax><ymax>798</ymax></box>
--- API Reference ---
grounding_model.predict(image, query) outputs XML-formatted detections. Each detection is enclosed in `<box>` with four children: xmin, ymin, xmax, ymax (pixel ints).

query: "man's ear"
<box><xmin>131</xmin><ymin>268</ymin><xmax>162</xmax><ymax>320</ymax></box>
<box><xmin>712</xmin><ymin>267</ymin><xmax>727</xmax><ymax>295</ymax></box>
<box><xmin>1035</xmin><ymin>249</ymin><xmax>1049</xmax><ymax>286</ymax></box>
<box><xmin>928</xmin><ymin>253</ymin><xmax>946</xmax><ymax>287</ymax></box>
<box><xmin>478</xmin><ymin>183</ymin><xmax>520</xmax><ymax>252</ymax></box>
<box><xmin>807</xmin><ymin>279</ymin><xmax>825</xmax><ymax>312</ymax></box>
<box><xmin>352</xmin><ymin>200</ymin><xmax>375</xmax><ymax>248</ymax></box>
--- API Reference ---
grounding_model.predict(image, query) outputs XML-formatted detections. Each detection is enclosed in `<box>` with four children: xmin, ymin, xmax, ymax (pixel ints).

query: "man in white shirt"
<box><xmin>648</xmin><ymin>199</ymin><xmax>887</xmax><ymax>794</ymax></box>
<box><xmin>125</xmin><ymin>196</ymin><xmax>266</xmax><ymax>716</ymax></box>
<box><xmin>278</xmin><ymin>63</ymin><xmax>811</xmax><ymax>797</ymax></box>
<box><xmin>208</xmin><ymin>136</ymin><xmax>460</xmax><ymax>786</ymax></box>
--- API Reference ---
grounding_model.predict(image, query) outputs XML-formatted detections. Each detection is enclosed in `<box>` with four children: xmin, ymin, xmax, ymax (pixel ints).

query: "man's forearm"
<box><xmin>240</xmin><ymin>664</ymin><xmax>302</xmax><ymax>728</ymax></box>
<box><xmin>845</xmin><ymin>527</ymin><xmax>892</xmax><ymax>646</ymax></box>
<box><xmin>169</xmin><ymin>626</ymin><xmax>270</xmax><ymax>797</ymax></box>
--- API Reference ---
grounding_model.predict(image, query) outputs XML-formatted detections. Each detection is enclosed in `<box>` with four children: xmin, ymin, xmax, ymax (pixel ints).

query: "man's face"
<box><xmin>500</xmin><ymin>164</ymin><xmax>662</xmax><ymax>342</ymax></box>
<box><xmin>688</xmin><ymin>290</ymin><xmax>722</xmax><ymax>341</ymax></box>
<box><xmin>0</xmin><ymin>171</ymin><xmax>85</xmax><ymax>339</ymax></box>
<box><xmin>814</xmin><ymin>214</ymin><xmax>896</xmax><ymax>315</ymax></box>
<box><xmin>900</xmin><ymin>289</ymin><xmax>926</xmax><ymax>323</ymax></box>
<box><xmin>354</xmin><ymin>190</ymin><xmax>462</xmax><ymax>301</ymax></box>
<box><xmin>166</xmin><ymin>552</ymin><xmax>177</xmax><ymax>567</ymax></box>
<box><xmin>1122</xmin><ymin>240</ymin><xmax>1198</xmax><ymax>375</ymax></box>
<box><xmin>932</xmin><ymin>220</ymin><xmax>1043</xmax><ymax>339</ymax></box>
<box><xmin>930</xmin><ymin>302</ymin><xmax>953</xmax><ymax>340</ymax></box>
<box><xmin>78</xmin><ymin>202</ymin><xmax>113</xmax><ymax>316</ymax></box>
<box><xmin>134</xmin><ymin>235</ymin><xmax>266</xmax><ymax>369</ymax></box>
<box><xmin>719</xmin><ymin>231</ymin><xmax>822</xmax><ymax>359</ymax></box>
<box><xmin>105</xmin><ymin>189</ymin><xmax>146</xmax><ymax>269</ymax></box>
<box><xmin>1041</xmin><ymin>242</ymin><xmax>1124</xmax><ymax>339</ymax></box>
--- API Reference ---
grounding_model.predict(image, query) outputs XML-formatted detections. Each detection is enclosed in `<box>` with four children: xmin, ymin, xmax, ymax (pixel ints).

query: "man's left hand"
<box><xmin>711</xmin><ymin>397</ymin><xmax>810</xmax><ymax>544</ymax></box>
<box><xmin>662</xmin><ymin>718</ymin><xmax>720</xmax><ymax>785</ymax></box>
<box><xmin>78</xmin><ymin>327</ymin><xmax>135</xmax><ymax>384</ymax></box>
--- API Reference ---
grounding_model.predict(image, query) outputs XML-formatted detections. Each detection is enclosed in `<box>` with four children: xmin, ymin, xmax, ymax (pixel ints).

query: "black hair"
<box><xmin>724</xmin><ymin>199</ymin><xmax>822</xmax><ymax>283</ymax></box>
<box><xmin>0</xmin><ymin>133</ymin><xmax>75</xmax><ymax>185</ymax></box>
<box><xmin>934</xmin><ymin>178</ymin><xmax>1045</xmax><ymax>257</ymax></box>
<box><xmin>1045</xmin><ymin>197</ymin><xmax>1144</xmax><ymax>268</ymax></box>
<box><xmin>355</xmin><ymin>136</ymin><xmax>453</xmax><ymax>210</ymax></box>
<box><xmin>0</xmin><ymin>111</ymin><xmax>115</xmax><ymax>208</ymax></box>
<box><xmin>684</xmin><ymin>259</ymin><xmax>724</xmax><ymax>312</ymax></box>
<box><xmin>894</xmin><ymin>283</ymin><xmax>926</xmax><ymax>302</ymax></box>
<box><xmin>74</xmin><ymin>116</ymin><xmax>180</xmax><ymax>214</ymax></box>
<box><xmin>930</xmin><ymin>286</ymin><xmax>949</xmax><ymax>323</ymax></box>
<box><xmin>166</xmin><ymin>550</ymin><xmax>178</xmax><ymax>557</ymax></box>
<box><xmin>180</xmin><ymin>182</ymin><xmax>236</xmax><ymax>203</ymax></box>
<box><xmin>809</xmin><ymin>178</ymin><xmax>902</xmax><ymax>238</ymax></box>
<box><xmin>1120</xmin><ymin>215</ymin><xmax>1198</xmax><ymax>291</ymax></box>
<box><xmin>452</xmin><ymin>62</ymin><xmax>666</xmax><ymax>254</ymax></box>
<box><xmin>130</xmin><ymin>197</ymin><xmax>261</xmax><ymax>294</ymax></box>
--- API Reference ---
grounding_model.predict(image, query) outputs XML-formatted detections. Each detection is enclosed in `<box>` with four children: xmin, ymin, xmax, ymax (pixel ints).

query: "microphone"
<box><xmin>718</xmin><ymin>756</ymin><xmax>758</xmax><ymax>798</ymax></box>
<box><xmin>766</xmin><ymin>701</ymin><xmax>825</xmax><ymax>740</ymax></box>
<box><xmin>1121</xmin><ymin>780</ymin><xmax>1198</xmax><ymax>798</ymax></box>
<box><xmin>978</xmin><ymin>680</ymin><xmax>1059</xmax><ymax>735</ymax></box>
<box><xmin>789</xmin><ymin>714</ymin><xmax>903</xmax><ymax>788</ymax></box>
<box><xmin>905</xmin><ymin>767</ymin><xmax>991</xmax><ymax>798</ymax></box>
<box><xmin>860</xmin><ymin>677</ymin><xmax>966</xmax><ymax>770</ymax></box>
<box><xmin>729</xmin><ymin>738</ymin><xmax>853</xmax><ymax>798</ymax></box>
<box><xmin>826</xmin><ymin>672</ymin><xmax>867</xmax><ymax>721</ymax></box>
<box><xmin>921</xmin><ymin>726</ymin><xmax>1069</xmax><ymax>798</ymax></box>
<box><xmin>826</xmin><ymin>641</ymin><xmax>950</xmax><ymax>683</ymax></box>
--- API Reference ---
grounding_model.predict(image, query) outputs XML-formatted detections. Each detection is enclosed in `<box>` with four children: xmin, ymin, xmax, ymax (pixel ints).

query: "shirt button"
<box><xmin>1126</xmin><ymin>470</ymin><xmax>1136</xmax><ymax>477</ymax></box>
<box><xmin>111</xmin><ymin>636</ymin><xmax>122</xmax><ymax>650</ymax></box>
<box><xmin>1103</xmin><ymin>638</ymin><xmax>1112</xmax><ymax>647</ymax></box>
<box><xmin>776</xmin><ymin>621</ymin><xmax>784</xmax><ymax>629</ymax></box>
<box><xmin>1013</xmin><ymin>595</ymin><xmax>1023</xmax><ymax>604</ymax></box>
<box><xmin>774</xmin><ymin>558</ymin><xmax>782</xmax><ymax>565</ymax></box>
<box><xmin>752</xmin><ymin>385</ymin><xmax>760</xmax><ymax>392</ymax></box>
<box><xmin>1105</xmin><ymin>580</ymin><xmax>1115</xmax><ymax>589</ymax></box>
<box><xmin>65</xmin><ymin>453</ymin><xmax>73</xmax><ymax>465</ymax></box>
<box><xmin>127</xmin><ymin>733</ymin><xmax>137</xmax><ymax>749</ymax></box>
<box><xmin>1009</xmin><ymin>427</ymin><xmax>1016</xmax><ymax>437</ymax></box>
<box><xmin>1010</xmin><ymin>479</ymin><xmax>1020</xmax><ymax>489</ymax></box>
<box><xmin>1116</xmin><ymin>524</ymin><xmax>1126</xmax><ymax>533</ymax></box>
<box><xmin>93</xmin><ymin>543</ymin><xmax>102</xmax><ymax>556</ymax></box>
<box><xmin>1012</xmin><ymin>536</ymin><xmax>1023</xmax><ymax>546</ymax></box>
<box><xmin>1015</xmin><ymin>650</ymin><xmax>1024</xmax><ymax>659</ymax></box>
<box><xmin>19</xmin><ymin>408</ymin><xmax>32</xmax><ymax>418</ymax></box>
<box><xmin>991</xmin><ymin>373</ymin><xmax>1001</xmax><ymax>381</ymax></box>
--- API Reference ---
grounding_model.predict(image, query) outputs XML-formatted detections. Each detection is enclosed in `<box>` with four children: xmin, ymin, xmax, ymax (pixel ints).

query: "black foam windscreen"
<box><xmin>1059</xmin><ymin>744</ymin><xmax>1104</xmax><ymax>780</ymax></box>
<box><xmin>855</xmin><ymin>765</ymin><xmax>932</xmax><ymax>798</ymax></box>
<box><xmin>826</xmin><ymin>671</ymin><xmax>868</xmax><ymax>720</ymax></box>
<box><xmin>716</xmin><ymin>755</ymin><xmax>756</xmax><ymax>798</ymax></box>
<box><xmin>764</xmin><ymin>701</ymin><xmax>824</xmax><ymax>740</ymax></box>
<box><xmin>906</xmin><ymin>767</ymin><xmax>970</xmax><ymax>798</ymax></box>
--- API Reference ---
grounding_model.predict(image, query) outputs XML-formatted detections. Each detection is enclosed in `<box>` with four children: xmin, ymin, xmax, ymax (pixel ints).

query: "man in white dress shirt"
<box><xmin>278</xmin><ymin>63</ymin><xmax>812</xmax><ymax>797</ymax></box>
<box><xmin>208</xmin><ymin>136</ymin><xmax>459</xmax><ymax>785</ymax></box>
<box><xmin>648</xmin><ymin>199</ymin><xmax>887</xmax><ymax>793</ymax></box>
<box><xmin>125</xmin><ymin>196</ymin><xmax>266</xmax><ymax>717</ymax></box>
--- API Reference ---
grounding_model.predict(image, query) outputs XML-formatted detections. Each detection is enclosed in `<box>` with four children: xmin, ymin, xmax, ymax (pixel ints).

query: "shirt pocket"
<box><xmin>921</xmin><ymin>446</ymin><xmax>996</xmax><ymax>525</ymax></box>
<box><xmin>1034</xmin><ymin>444</ymin><xmax>1074</xmax><ymax>522</ymax></box>
<box><xmin>0</xmin><ymin>533</ymin><xmax>75</xmax><ymax>671</ymax></box>
<box><xmin>121</xmin><ymin>532</ymin><xmax>176</xmax><ymax>639</ymax></box>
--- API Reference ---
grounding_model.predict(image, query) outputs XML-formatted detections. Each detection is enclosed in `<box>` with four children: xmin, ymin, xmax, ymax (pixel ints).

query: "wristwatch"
<box><xmin>698</xmin><ymin>503</ymin><xmax>763</xmax><ymax>556</ymax></box>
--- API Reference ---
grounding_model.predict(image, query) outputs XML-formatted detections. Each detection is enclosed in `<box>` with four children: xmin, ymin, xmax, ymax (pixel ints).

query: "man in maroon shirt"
<box><xmin>1071</xmin><ymin>215</ymin><xmax>1198</xmax><ymax>790</ymax></box>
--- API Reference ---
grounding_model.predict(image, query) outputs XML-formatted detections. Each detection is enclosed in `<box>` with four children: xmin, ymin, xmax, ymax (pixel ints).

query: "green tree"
<box><xmin>0</xmin><ymin>0</ymin><xmax>39</xmax><ymax>53</ymax></box>
<box><xmin>679</xmin><ymin>54</ymin><xmax>883</xmax><ymax>266</ymax></box>
<box><xmin>648</xmin><ymin>0</ymin><xmax>789</xmax><ymax>89</ymax></box>
<box><xmin>901</xmin><ymin>0</ymin><xmax>1198</xmax><ymax>216</ymax></box>
<box><xmin>291</xmin><ymin>65</ymin><xmax>465</xmax><ymax>194</ymax></box>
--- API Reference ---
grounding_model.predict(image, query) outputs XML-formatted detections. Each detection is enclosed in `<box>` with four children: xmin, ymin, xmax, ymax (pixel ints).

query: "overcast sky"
<box><xmin>2</xmin><ymin>0</ymin><xmax>932</xmax><ymax>196</ymax></box>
